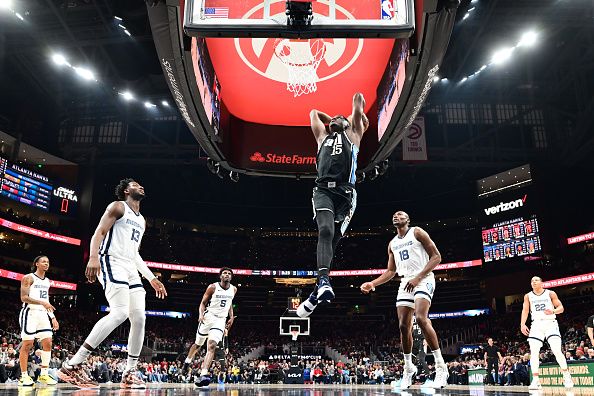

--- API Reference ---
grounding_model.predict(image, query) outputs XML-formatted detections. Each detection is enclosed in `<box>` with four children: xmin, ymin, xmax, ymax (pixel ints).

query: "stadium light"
<box><xmin>463</xmin><ymin>13</ymin><xmax>470</xmax><ymax>20</ymax></box>
<box><xmin>161</xmin><ymin>100</ymin><xmax>170</xmax><ymax>107</ymax></box>
<box><xmin>491</xmin><ymin>47</ymin><xmax>515</xmax><ymax>65</ymax></box>
<box><xmin>119</xmin><ymin>91</ymin><xmax>135</xmax><ymax>101</ymax></box>
<box><xmin>518</xmin><ymin>31</ymin><xmax>538</xmax><ymax>47</ymax></box>
<box><xmin>460</xmin><ymin>77</ymin><xmax>468</xmax><ymax>83</ymax></box>
<box><xmin>74</xmin><ymin>66</ymin><xmax>96</xmax><ymax>81</ymax></box>
<box><xmin>144</xmin><ymin>101</ymin><xmax>156</xmax><ymax>108</ymax></box>
<box><xmin>114</xmin><ymin>16</ymin><xmax>123</xmax><ymax>21</ymax></box>
<box><xmin>123</xmin><ymin>29</ymin><xmax>131</xmax><ymax>37</ymax></box>
<box><xmin>0</xmin><ymin>0</ymin><xmax>13</xmax><ymax>11</ymax></box>
<box><xmin>433</xmin><ymin>76</ymin><xmax>440</xmax><ymax>83</ymax></box>
<box><xmin>15</xmin><ymin>12</ymin><xmax>23</xmax><ymax>20</ymax></box>
<box><xmin>52</xmin><ymin>53</ymin><xmax>69</xmax><ymax>67</ymax></box>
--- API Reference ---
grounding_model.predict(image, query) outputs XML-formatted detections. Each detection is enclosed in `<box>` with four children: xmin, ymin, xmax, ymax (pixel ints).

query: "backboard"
<box><xmin>280</xmin><ymin>316</ymin><xmax>310</xmax><ymax>337</ymax></box>
<box><xmin>184</xmin><ymin>0</ymin><xmax>415</xmax><ymax>38</ymax></box>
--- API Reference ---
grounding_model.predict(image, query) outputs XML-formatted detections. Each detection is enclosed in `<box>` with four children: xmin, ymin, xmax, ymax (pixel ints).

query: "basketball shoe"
<box><xmin>37</xmin><ymin>374</ymin><xmax>58</xmax><ymax>386</ymax></box>
<box><xmin>296</xmin><ymin>285</ymin><xmax>319</xmax><ymax>318</ymax></box>
<box><xmin>18</xmin><ymin>373</ymin><xmax>35</xmax><ymax>387</ymax></box>
<box><xmin>121</xmin><ymin>370</ymin><xmax>146</xmax><ymax>389</ymax></box>
<box><xmin>432</xmin><ymin>364</ymin><xmax>449</xmax><ymax>388</ymax></box>
<box><xmin>316</xmin><ymin>275</ymin><xmax>335</xmax><ymax>302</ymax></box>
<box><xmin>529</xmin><ymin>377</ymin><xmax>542</xmax><ymax>390</ymax></box>
<box><xmin>400</xmin><ymin>365</ymin><xmax>417</xmax><ymax>389</ymax></box>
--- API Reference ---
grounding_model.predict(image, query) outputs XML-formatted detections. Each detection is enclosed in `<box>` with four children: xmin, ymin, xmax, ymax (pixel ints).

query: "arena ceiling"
<box><xmin>0</xmin><ymin>0</ymin><xmax>593</xmax><ymax>225</ymax></box>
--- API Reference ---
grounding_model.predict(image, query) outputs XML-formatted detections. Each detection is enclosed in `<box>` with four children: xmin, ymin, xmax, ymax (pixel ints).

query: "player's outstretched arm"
<box><xmin>310</xmin><ymin>109</ymin><xmax>331</xmax><ymax>145</ymax></box>
<box><xmin>350</xmin><ymin>93</ymin><xmax>369</xmax><ymax>137</ymax></box>
<box><xmin>360</xmin><ymin>243</ymin><xmax>396</xmax><ymax>293</ymax></box>
<box><xmin>86</xmin><ymin>201</ymin><xmax>124</xmax><ymax>282</ymax></box>
<box><xmin>520</xmin><ymin>294</ymin><xmax>530</xmax><ymax>336</ymax></box>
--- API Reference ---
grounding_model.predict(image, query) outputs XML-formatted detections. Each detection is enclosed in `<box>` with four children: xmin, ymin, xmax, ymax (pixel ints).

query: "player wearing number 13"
<box><xmin>520</xmin><ymin>276</ymin><xmax>573</xmax><ymax>389</ymax></box>
<box><xmin>360</xmin><ymin>211</ymin><xmax>448</xmax><ymax>389</ymax></box>
<box><xmin>58</xmin><ymin>179</ymin><xmax>167</xmax><ymax>389</ymax></box>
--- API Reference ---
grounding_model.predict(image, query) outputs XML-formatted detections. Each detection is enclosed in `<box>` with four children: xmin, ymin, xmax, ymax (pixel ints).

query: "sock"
<box><xmin>69</xmin><ymin>345</ymin><xmax>93</xmax><ymax>366</ymax></box>
<box><xmin>432</xmin><ymin>349</ymin><xmax>445</xmax><ymax>366</ymax></box>
<box><xmin>403</xmin><ymin>353</ymin><xmax>413</xmax><ymax>367</ymax></box>
<box><xmin>126</xmin><ymin>355</ymin><xmax>139</xmax><ymax>372</ymax></box>
<box><xmin>40</xmin><ymin>350</ymin><xmax>51</xmax><ymax>375</ymax></box>
<box><xmin>185</xmin><ymin>357</ymin><xmax>192</xmax><ymax>364</ymax></box>
<box><xmin>318</xmin><ymin>268</ymin><xmax>329</xmax><ymax>278</ymax></box>
<box><xmin>201</xmin><ymin>368</ymin><xmax>208</xmax><ymax>376</ymax></box>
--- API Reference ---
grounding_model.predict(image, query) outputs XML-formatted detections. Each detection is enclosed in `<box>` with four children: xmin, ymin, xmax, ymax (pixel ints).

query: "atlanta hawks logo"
<box><xmin>234</xmin><ymin>0</ymin><xmax>363</xmax><ymax>84</ymax></box>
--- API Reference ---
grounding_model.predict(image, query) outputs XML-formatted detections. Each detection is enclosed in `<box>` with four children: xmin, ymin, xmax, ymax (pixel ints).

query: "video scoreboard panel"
<box><xmin>482</xmin><ymin>216</ymin><xmax>542</xmax><ymax>262</ymax></box>
<box><xmin>0</xmin><ymin>160</ymin><xmax>52</xmax><ymax>211</ymax></box>
<box><xmin>0</xmin><ymin>155</ymin><xmax>78</xmax><ymax>216</ymax></box>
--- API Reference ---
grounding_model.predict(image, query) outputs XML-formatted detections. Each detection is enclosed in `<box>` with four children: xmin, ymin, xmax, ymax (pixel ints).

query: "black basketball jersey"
<box><xmin>315</xmin><ymin>131</ymin><xmax>358</xmax><ymax>185</ymax></box>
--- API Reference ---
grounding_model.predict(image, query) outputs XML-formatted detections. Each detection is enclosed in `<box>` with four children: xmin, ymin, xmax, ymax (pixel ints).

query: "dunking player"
<box><xmin>360</xmin><ymin>211</ymin><xmax>449</xmax><ymax>389</ymax></box>
<box><xmin>185</xmin><ymin>268</ymin><xmax>236</xmax><ymax>387</ymax></box>
<box><xmin>297</xmin><ymin>93</ymin><xmax>369</xmax><ymax>317</ymax></box>
<box><xmin>520</xmin><ymin>276</ymin><xmax>573</xmax><ymax>389</ymax></box>
<box><xmin>58</xmin><ymin>179</ymin><xmax>167</xmax><ymax>389</ymax></box>
<box><xmin>18</xmin><ymin>256</ymin><xmax>59</xmax><ymax>387</ymax></box>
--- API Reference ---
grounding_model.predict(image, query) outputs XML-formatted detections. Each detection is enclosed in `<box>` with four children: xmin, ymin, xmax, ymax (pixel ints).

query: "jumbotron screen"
<box><xmin>0</xmin><ymin>155</ymin><xmax>78</xmax><ymax>216</ymax></box>
<box><xmin>0</xmin><ymin>156</ymin><xmax>52</xmax><ymax>211</ymax></box>
<box><xmin>482</xmin><ymin>216</ymin><xmax>541</xmax><ymax>262</ymax></box>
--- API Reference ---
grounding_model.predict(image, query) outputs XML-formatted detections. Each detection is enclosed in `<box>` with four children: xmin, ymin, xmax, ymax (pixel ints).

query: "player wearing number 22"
<box><xmin>187</xmin><ymin>267</ymin><xmax>237</xmax><ymax>388</ymax></box>
<box><xmin>58</xmin><ymin>179</ymin><xmax>168</xmax><ymax>389</ymax></box>
<box><xmin>520</xmin><ymin>276</ymin><xmax>573</xmax><ymax>389</ymax></box>
<box><xmin>360</xmin><ymin>211</ymin><xmax>449</xmax><ymax>389</ymax></box>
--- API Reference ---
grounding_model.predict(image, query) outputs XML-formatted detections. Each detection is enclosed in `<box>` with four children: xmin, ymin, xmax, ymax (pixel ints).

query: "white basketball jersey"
<box><xmin>26</xmin><ymin>273</ymin><xmax>51</xmax><ymax>311</ymax></box>
<box><xmin>205</xmin><ymin>282</ymin><xmax>235</xmax><ymax>318</ymax></box>
<box><xmin>528</xmin><ymin>289</ymin><xmax>556</xmax><ymax>321</ymax></box>
<box><xmin>390</xmin><ymin>227</ymin><xmax>430</xmax><ymax>277</ymax></box>
<box><xmin>99</xmin><ymin>201</ymin><xmax>145</xmax><ymax>260</ymax></box>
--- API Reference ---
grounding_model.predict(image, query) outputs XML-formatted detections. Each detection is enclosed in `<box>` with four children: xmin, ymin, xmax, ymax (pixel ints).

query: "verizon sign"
<box><xmin>484</xmin><ymin>195</ymin><xmax>527</xmax><ymax>216</ymax></box>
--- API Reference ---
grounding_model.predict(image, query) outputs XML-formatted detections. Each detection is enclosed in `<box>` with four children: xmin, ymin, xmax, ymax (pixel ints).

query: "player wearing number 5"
<box><xmin>360</xmin><ymin>211</ymin><xmax>448</xmax><ymax>389</ymax></box>
<box><xmin>520</xmin><ymin>276</ymin><xmax>573</xmax><ymax>389</ymax></box>
<box><xmin>59</xmin><ymin>178</ymin><xmax>167</xmax><ymax>389</ymax></box>
<box><xmin>187</xmin><ymin>267</ymin><xmax>236</xmax><ymax>387</ymax></box>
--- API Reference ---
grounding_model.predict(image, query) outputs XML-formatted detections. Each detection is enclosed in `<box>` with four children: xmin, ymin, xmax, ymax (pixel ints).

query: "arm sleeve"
<box><xmin>135</xmin><ymin>252</ymin><xmax>156</xmax><ymax>282</ymax></box>
<box><xmin>587</xmin><ymin>315</ymin><xmax>594</xmax><ymax>328</ymax></box>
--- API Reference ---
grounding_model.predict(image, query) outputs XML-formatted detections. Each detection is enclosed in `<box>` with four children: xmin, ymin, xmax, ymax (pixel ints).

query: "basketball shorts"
<box><xmin>528</xmin><ymin>320</ymin><xmax>561</xmax><ymax>344</ymax></box>
<box><xmin>19</xmin><ymin>307</ymin><xmax>52</xmax><ymax>341</ymax></box>
<box><xmin>396</xmin><ymin>272</ymin><xmax>435</xmax><ymax>308</ymax></box>
<box><xmin>312</xmin><ymin>185</ymin><xmax>357</xmax><ymax>235</ymax></box>
<box><xmin>98</xmin><ymin>254</ymin><xmax>146</xmax><ymax>311</ymax></box>
<box><xmin>196</xmin><ymin>314</ymin><xmax>226</xmax><ymax>344</ymax></box>
<box><xmin>98</xmin><ymin>254</ymin><xmax>144</xmax><ymax>293</ymax></box>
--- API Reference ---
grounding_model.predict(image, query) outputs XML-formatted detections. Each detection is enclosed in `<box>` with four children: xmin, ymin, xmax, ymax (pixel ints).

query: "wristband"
<box><xmin>48</xmin><ymin>312</ymin><xmax>56</xmax><ymax>319</ymax></box>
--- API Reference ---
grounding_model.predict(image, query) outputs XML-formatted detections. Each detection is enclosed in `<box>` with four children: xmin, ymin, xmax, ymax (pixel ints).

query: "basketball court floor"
<box><xmin>0</xmin><ymin>383</ymin><xmax>586</xmax><ymax>395</ymax></box>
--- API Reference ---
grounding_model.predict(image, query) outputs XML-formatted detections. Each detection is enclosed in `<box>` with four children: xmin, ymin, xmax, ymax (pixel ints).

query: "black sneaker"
<box><xmin>316</xmin><ymin>275</ymin><xmax>335</xmax><ymax>302</ymax></box>
<box><xmin>195</xmin><ymin>375</ymin><xmax>211</xmax><ymax>387</ymax></box>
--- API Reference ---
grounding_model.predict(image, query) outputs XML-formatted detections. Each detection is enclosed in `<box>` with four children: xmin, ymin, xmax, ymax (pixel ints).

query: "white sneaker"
<box><xmin>563</xmin><ymin>371</ymin><xmax>574</xmax><ymax>388</ymax></box>
<box><xmin>529</xmin><ymin>378</ymin><xmax>542</xmax><ymax>390</ymax></box>
<box><xmin>400</xmin><ymin>365</ymin><xmax>417</xmax><ymax>389</ymax></box>
<box><xmin>432</xmin><ymin>364</ymin><xmax>449</xmax><ymax>389</ymax></box>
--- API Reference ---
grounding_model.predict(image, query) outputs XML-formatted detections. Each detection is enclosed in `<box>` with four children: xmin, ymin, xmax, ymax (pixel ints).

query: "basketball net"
<box><xmin>274</xmin><ymin>38</ymin><xmax>326</xmax><ymax>97</ymax></box>
<box><xmin>290</xmin><ymin>329</ymin><xmax>299</xmax><ymax>341</ymax></box>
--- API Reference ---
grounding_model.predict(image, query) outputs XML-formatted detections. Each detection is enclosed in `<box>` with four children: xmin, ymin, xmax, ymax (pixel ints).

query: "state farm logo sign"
<box><xmin>234</xmin><ymin>1</ymin><xmax>363</xmax><ymax>84</ymax></box>
<box><xmin>250</xmin><ymin>152</ymin><xmax>316</xmax><ymax>165</ymax></box>
<box><xmin>484</xmin><ymin>195</ymin><xmax>527</xmax><ymax>216</ymax></box>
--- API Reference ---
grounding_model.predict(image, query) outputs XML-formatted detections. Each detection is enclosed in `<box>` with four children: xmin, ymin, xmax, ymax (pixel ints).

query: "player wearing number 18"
<box><xmin>360</xmin><ymin>211</ymin><xmax>448</xmax><ymax>389</ymax></box>
<box><xmin>58</xmin><ymin>179</ymin><xmax>167</xmax><ymax>389</ymax></box>
<box><xmin>186</xmin><ymin>267</ymin><xmax>237</xmax><ymax>387</ymax></box>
